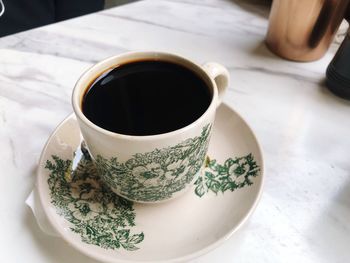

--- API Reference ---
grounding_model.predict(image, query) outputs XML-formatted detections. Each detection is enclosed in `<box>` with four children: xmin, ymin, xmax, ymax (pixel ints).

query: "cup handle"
<box><xmin>202</xmin><ymin>62</ymin><xmax>230</xmax><ymax>106</ymax></box>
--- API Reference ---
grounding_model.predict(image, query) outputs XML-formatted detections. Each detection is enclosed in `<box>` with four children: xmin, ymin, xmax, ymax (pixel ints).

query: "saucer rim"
<box><xmin>36</xmin><ymin>102</ymin><xmax>265</xmax><ymax>263</ymax></box>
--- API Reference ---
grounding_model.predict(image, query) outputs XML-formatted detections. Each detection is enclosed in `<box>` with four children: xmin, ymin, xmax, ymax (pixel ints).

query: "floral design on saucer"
<box><xmin>45</xmin><ymin>151</ymin><xmax>259</xmax><ymax>251</ymax></box>
<box><xmin>194</xmin><ymin>154</ymin><xmax>260</xmax><ymax>197</ymax></box>
<box><xmin>45</xmin><ymin>153</ymin><xmax>144</xmax><ymax>251</ymax></box>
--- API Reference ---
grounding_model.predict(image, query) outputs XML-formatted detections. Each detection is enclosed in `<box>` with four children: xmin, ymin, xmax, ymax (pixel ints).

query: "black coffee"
<box><xmin>82</xmin><ymin>60</ymin><xmax>212</xmax><ymax>135</ymax></box>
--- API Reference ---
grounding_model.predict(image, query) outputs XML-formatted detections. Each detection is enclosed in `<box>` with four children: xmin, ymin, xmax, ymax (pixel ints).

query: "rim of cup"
<box><xmin>72</xmin><ymin>51</ymin><xmax>219</xmax><ymax>141</ymax></box>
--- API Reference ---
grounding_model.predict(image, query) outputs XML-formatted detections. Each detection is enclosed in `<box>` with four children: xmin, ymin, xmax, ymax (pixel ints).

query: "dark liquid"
<box><xmin>82</xmin><ymin>60</ymin><xmax>211</xmax><ymax>135</ymax></box>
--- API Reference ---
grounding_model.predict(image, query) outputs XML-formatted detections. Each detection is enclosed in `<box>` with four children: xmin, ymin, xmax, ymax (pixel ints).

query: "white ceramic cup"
<box><xmin>72</xmin><ymin>51</ymin><xmax>229</xmax><ymax>203</ymax></box>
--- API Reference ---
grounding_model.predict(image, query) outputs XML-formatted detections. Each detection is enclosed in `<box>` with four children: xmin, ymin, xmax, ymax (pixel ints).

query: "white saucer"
<box><xmin>37</xmin><ymin>103</ymin><xmax>264</xmax><ymax>263</ymax></box>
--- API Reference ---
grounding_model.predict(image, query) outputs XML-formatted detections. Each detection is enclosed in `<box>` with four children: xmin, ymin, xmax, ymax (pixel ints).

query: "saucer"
<box><xmin>37</xmin><ymin>103</ymin><xmax>264</xmax><ymax>263</ymax></box>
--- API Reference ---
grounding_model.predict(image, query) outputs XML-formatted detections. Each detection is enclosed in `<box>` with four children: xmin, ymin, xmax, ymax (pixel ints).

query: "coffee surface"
<box><xmin>82</xmin><ymin>60</ymin><xmax>211</xmax><ymax>135</ymax></box>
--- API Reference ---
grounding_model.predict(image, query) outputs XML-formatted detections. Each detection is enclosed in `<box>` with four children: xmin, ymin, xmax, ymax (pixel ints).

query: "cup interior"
<box><xmin>72</xmin><ymin>51</ymin><xmax>218</xmax><ymax>138</ymax></box>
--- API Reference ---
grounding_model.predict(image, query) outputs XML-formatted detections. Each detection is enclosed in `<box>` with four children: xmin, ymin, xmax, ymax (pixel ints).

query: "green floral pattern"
<box><xmin>45</xmin><ymin>150</ymin><xmax>259</xmax><ymax>251</ymax></box>
<box><xmin>95</xmin><ymin>124</ymin><xmax>212</xmax><ymax>202</ymax></box>
<box><xmin>45</xmin><ymin>154</ymin><xmax>144</xmax><ymax>251</ymax></box>
<box><xmin>194</xmin><ymin>153</ymin><xmax>260</xmax><ymax>197</ymax></box>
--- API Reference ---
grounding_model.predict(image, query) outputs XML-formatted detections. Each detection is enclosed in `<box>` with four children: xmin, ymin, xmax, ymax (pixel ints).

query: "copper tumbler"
<box><xmin>266</xmin><ymin>0</ymin><xmax>349</xmax><ymax>61</ymax></box>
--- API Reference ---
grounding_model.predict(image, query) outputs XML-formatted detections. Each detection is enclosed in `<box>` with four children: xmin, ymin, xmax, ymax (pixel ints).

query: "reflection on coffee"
<box><xmin>82</xmin><ymin>60</ymin><xmax>211</xmax><ymax>136</ymax></box>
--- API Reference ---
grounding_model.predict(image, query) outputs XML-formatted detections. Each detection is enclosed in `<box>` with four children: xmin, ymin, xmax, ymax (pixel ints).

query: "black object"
<box><xmin>326</xmin><ymin>28</ymin><xmax>350</xmax><ymax>100</ymax></box>
<box><xmin>0</xmin><ymin>0</ymin><xmax>104</xmax><ymax>37</ymax></box>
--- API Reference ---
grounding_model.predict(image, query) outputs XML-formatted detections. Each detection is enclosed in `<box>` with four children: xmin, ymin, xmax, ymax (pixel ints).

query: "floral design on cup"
<box><xmin>95</xmin><ymin>124</ymin><xmax>212</xmax><ymax>202</ymax></box>
<box><xmin>132</xmin><ymin>163</ymin><xmax>165</xmax><ymax>186</ymax></box>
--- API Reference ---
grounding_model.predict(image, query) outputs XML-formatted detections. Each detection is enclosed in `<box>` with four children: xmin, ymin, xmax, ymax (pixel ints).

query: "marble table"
<box><xmin>1</xmin><ymin>0</ymin><xmax>349</xmax><ymax>262</ymax></box>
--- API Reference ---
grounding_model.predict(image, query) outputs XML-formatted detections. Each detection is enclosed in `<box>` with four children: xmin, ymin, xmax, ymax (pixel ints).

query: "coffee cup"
<box><xmin>72</xmin><ymin>51</ymin><xmax>229</xmax><ymax>203</ymax></box>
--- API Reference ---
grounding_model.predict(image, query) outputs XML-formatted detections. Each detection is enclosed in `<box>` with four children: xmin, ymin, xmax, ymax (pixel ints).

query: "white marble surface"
<box><xmin>0</xmin><ymin>0</ymin><xmax>350</xmax><ymax>262</ymax></box>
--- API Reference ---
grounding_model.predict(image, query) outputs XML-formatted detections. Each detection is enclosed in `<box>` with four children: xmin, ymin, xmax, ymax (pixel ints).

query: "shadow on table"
<box><xmin>24</xmin><ymin>209</ymin><xmax>96</xmax><ymax>263</ymax></box>
<box><xmin>229</xmin><ymin>0</ymin><xmax>271</xmax><ymax>18</ymax></box>
<box><xmin>250</xmin><ymin>40</ymin><xmax>282</xmax><ymax>60</ymax></box>
<box><xmin>318</xmin><ymin>79</ymin><xmax>350</xmax><ymax>105</ymax></box>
